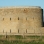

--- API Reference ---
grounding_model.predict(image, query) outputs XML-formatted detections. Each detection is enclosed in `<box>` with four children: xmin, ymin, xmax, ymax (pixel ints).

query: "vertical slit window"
<box><xmin>10</xmin><ymin>29</ymin><xmax>11</xmax><ymax>33</ymax></box>
<box><xmin>3</xmin><ymin>30</ymin><xmax>4</xmax><ymax>33</ymax></box>
<box><xmin>18</xmin><ymin>29</ymin><xmax>19</xmax><ymax>33</ymax></box>
<box><xmin>26</xmin><ymin>29</ymin><xmax>27</xmax><ymax>33</ymax></box>
<box><xmin>26</xmin><ymin>17</ymin><xmax>27</xmax><ymax>20</ymax></box>
<box><xmin>3</xmin><ymin>18</ymin><xmax>4</xmax><ymax>20</ymax></box>
<box><xmin>33</xmin><ymin>17</ymin><xmax>34</xmax><ymax>20</ymax></box>
<box><xmin>18</xmin><ymin>17</ymin><xmax>19</xmax><ymax>20</ymax></box>
<box><xmin>10</xmin><ymin>18</ymin><xmax>11</xmax><ymax>21</ymax></box>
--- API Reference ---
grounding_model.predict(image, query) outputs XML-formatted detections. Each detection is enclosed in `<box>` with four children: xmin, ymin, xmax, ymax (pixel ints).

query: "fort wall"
<box><xmin>0</xmin><ymin>7</ymin><xmax>43</xmax><ymax>35</ymax></box>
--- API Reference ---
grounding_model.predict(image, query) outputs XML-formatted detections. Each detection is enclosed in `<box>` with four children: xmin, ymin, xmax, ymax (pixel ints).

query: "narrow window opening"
<box><xmin>26</xmin><ymin>29</ymin><xmax>27</xmax><ymax>33</ymax></box>
<box><xmin>18</xmin><ymin>29</ymin><xmax>19</xmax><ymax>33</ymax></box>
<box><xmin>10</xmin><ymin>29</ymin><xmax>11</xmax><ymax>33</ymax></box>
<box><xmin>10</xmin><ymin>18</ymin><xmax>11</xmax><ymax>21</ymax></box>
<box><xmin>18</xmin><ymin>17</ymin><xmax>19</xmax><ymax>20</ymax></box>
<box><xmin>3</xmin><ymin>18</ymin><xmax>4</xmax><ymax>20</ymax></box>
<box><xmin>3</xmin><ymin>30</ymin><xmax>4</xmax><ymax>33</ymax></box>
<box><xmin>33</xmin><ymin>17</ymin><xmax>34</xmax><ymax>20</ymax></box>
<box><xmin>26</xmin><ymin>18</ymin><xmax>27</xmax><ymax>20</ymax></box>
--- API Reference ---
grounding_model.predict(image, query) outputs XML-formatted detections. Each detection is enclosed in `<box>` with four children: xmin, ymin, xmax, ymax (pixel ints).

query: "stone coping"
<box><xmin>0</xmin><ymin>6</ymin><xmax>41</xmax><ymax>9</ymax></box>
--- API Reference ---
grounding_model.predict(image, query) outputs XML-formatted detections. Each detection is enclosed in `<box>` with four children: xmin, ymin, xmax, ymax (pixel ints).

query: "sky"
<box><xmin>0</xmin><ymin>0</ymin><xmax>44</xmax><ymax>21</ymax></box>
<box><xmin>0</xmin><ymin>0</ymin><xmax>44</xmax><ymax>9</ymax></box>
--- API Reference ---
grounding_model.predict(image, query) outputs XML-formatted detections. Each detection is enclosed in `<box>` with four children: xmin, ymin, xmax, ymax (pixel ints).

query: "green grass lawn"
<box><xmin>0</xmin><ymin>35</ymin><xmax>44</xmax><ymax>44</ymax></box>
<box><xmin>0</xmin><ymin>40</ymin><xmax>44</xmax><ymax>44</ymax></box>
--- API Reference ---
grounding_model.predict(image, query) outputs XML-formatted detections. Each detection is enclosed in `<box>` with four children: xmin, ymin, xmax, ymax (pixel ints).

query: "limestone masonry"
<box><xmin>0</xmin><ymin>6</ymin><xmax>44</xmax><ymax>35</ymax></box>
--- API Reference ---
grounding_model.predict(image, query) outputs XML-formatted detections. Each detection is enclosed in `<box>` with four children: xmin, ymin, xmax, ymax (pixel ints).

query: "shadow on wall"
<box><xmin>43</xmin><ymin>22</ymin><xmax>44</xmax><ymax>27</ymax></box>
<box><xmin>43</xmin><ymin>10</ymin><xmax>44</xmax><ymax>26</ymax></box>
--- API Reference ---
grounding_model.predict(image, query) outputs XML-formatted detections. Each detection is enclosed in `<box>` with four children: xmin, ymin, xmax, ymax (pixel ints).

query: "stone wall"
<box><xmin>0</xmin><ymin>7</ymin><xmax>43</xmax><ymax>35</ymax></box>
